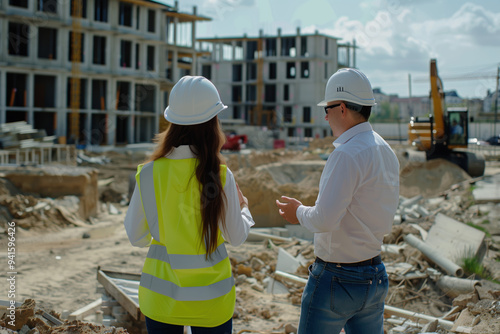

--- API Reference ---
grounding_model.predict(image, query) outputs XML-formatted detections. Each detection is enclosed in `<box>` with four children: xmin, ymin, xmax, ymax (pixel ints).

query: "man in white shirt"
<box><xmin>276</xmin><ymin>68</ymin><xmax>399</xmax><ymax>334</ymax></box>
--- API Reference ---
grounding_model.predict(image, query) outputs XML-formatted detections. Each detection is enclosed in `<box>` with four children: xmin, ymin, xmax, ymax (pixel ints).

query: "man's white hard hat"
<box><xmin>164</xmin><ymin>76</ymin><xmax>227</xmax><ymax>125</ymax></box>
<box><xmin>317</xmin><ymin>68</ymin><xmax>376</xmax><ymax>107</ymax></box>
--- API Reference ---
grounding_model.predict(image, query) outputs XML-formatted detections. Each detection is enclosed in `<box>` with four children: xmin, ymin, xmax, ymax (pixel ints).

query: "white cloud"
<box><xmin>411</xmin><ymin>2</ymin><xmax>500</xmax><ymax>48</ymax></box>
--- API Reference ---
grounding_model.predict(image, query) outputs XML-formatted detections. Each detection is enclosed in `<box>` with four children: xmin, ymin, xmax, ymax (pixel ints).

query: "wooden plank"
<box><xmin>97</xmin><ymin>269</ymin><xmax>141</xmax><ymax>320</ymax></box>
<box><xmin>68</xmin><ymin>298</ymin><xmax>102</xmax><ymax>321</ymax></box>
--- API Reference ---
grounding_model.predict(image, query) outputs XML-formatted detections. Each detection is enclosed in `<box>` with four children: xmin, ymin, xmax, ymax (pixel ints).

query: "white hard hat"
<box><xmin>164</xmin><ymin>76</ymin><xmax>227</xmax><ymax>125</ymax></box>
<box><xmin>317</xmin><ymin>68</ymin><xmax>376</xmax><ymax>107</ymax></box>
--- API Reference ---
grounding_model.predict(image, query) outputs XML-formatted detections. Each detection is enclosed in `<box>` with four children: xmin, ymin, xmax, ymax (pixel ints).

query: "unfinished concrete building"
<box><xmin>197</xmin><ymin>29</ymin><xmax>356</xmax><ymax>141</ymax></box>
<box><xmin>0</xmin><ymin>0</ymin><xmax>209</xmax><ymax>146</ymax></box>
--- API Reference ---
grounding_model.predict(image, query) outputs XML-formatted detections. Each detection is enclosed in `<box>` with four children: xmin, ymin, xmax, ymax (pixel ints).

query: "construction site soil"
<box><xmin>1</xmin><ymin>139</ymin><xmax>499</xmax><ymax>333</ymax></box>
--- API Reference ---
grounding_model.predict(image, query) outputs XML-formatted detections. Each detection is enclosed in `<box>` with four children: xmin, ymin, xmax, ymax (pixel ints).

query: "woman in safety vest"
<box><xmin>124</xmin><ymin>76</ymin><xmax>255</xmax><ymax>334</ymax></box>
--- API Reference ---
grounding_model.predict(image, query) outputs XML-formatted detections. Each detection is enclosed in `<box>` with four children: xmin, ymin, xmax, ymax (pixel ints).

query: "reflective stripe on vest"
<box><xmin>139</xmin><ymin>161</ymin><xmax>160</xmax><ymax>241</ymax></box>
<box><xmin>140</xmin><ymin>273</ymin><xmax>235</xmax><ymax>301</ymax></box>
<box><xmin>147</xmin><ymin>243</ymin><xmax>228</xmax><ymax>269</ymax></box>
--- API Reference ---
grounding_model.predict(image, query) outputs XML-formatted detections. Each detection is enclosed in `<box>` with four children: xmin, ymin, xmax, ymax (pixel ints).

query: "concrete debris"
<box><xmin>77</xmin><ymin>153</ymin><xmax>111</xmax><ymax>166</ymax></box>
<box><xmin>0</xmin><ymin>299</ymin><xmax>128</xmax><ymax>333</ymax></box>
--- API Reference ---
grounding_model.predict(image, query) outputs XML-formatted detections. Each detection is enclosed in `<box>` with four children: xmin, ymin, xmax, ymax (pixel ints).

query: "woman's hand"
<box><xmin>236</xmin><ymin>182</ymin><xmax>248</xmax><ymax>209</ymax></box>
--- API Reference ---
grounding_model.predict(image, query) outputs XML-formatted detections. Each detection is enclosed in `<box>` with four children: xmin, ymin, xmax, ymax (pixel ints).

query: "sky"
<box><xmin>162</xmin><ymin>0</ymin><xmax>500</xmax><ymax>99</ymax></box>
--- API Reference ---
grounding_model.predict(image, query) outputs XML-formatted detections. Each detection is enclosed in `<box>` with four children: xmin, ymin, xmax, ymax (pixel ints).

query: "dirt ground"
<box><xmin>1</xmin><ymin>142</ymin><xmax>499</xmax><ymax>333</ymax></box>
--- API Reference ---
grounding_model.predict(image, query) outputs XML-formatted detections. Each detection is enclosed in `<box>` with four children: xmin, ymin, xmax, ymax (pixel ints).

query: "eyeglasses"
<box><xmin>324</xmin><ymin>103</ymin><xmax>341</xmax><ymax>114</ymax></box>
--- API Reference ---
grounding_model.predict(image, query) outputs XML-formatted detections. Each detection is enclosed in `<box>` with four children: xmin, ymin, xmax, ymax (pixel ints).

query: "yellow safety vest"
<box><xmin>136</xmin><ymin>157</ymin><xmax>235</xmax><ymax>327</ymax></box>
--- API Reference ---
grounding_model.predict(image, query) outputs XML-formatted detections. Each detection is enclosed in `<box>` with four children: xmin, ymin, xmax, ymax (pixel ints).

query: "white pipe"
<box><xmin>275</xmin><ymin>270</ymin><xmax>308</xmax><ymax>285</ymax></box>
<box><xmin>404</xmin><ymin>234</ymin><xmax>464</xmax><ymax>277</ymax></box>
<box><xmin>437</xmin><ymin>275</ymin><xmax>481</xmax><ymax>298</ymax></box>
<box><xmin>384</xmin><ymin>305</ymin><xmax>454</xmax><ymax>330</ymax></box>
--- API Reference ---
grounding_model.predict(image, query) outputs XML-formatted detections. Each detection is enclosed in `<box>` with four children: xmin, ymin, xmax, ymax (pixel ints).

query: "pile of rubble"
<box><xmin>0</xmin><ymin>299</ymin><xmax>129</xmax><ymax>333</ymax></box>
<box><xmin>0</xmin><ymin>178</ymin><xmax>86</xmax><ymax>232</ymax></box>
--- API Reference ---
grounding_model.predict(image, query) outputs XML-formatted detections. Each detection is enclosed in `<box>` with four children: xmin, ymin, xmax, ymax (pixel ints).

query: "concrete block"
<box><xmin>393</xmin><ymin>214</ymin><xmax>402</xmax><ymax>225</ymax></box>
<box><xmin>284</xmin><ymin>224</ymin><xmax>313</xmax><ymax>241</ymax></box>
<box><xmin>425</xmin><ymin>213</ymin><xmax>487</xmax><ymax>265</ymax></box>
<box><xmin>472</xmin><ymin>173</ymin><xmax>500</xmax><ymax>203</ymax></box>
<box><xmin>265</xmin><ymin>277</ymin><xmax>289</xmax><ymax>295</ymax></box>
<box><xmin>276</xmin><ymin>247</ymin><xmax>302</xmax><ymax>274</ymax></box>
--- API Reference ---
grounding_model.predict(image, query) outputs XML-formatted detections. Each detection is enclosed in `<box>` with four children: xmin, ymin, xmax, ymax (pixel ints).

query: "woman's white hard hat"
<box><xmin>164</xmin><ymin>76</ymin><xmax>227</xmax><ymax>125</ymax></box>
<box><xmin>317</xmin><ymin>68</ymin><xmax>376</xmax><ymax>107</ymax></box>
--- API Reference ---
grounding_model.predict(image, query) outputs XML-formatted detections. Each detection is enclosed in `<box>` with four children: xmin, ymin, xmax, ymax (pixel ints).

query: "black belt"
<box><xmin>317</xmin><ymin>255</ymin><xmax>382</xmax><ymax>267</ymax></box>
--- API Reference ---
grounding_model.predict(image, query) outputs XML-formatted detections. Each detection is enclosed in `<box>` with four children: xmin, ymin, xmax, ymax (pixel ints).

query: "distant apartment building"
<box><xmin>483</xmin><ymin>89</ymin><xmax>500</xmax><ymax>115</ymax></box>
<box><xmin>196</xmin><ymin>29</ymin><xmax>355</xmax><ymax>140</ymax></box>
<box><xmin>0</xmin><ymin>0</ymin><xmax>208</xmax><ymax>146</ymax></box>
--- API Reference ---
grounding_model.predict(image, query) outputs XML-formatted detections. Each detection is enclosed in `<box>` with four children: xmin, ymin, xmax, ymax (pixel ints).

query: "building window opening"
<box><xmin>148</xmin><ymin>9</ymin><xmax>156</xmax><ymax>32</ymax></box>
<box><xmin>286</xmin><ymin>62</ymin><xmax>296</xmax><ymax>79</ymax></box>
<box><xmin>6</xmin><ymin>73</ymin><xmax>27</xmax><ymax>107</ymax></box>
<box><xmin>269</xmin><ymin>62</ymin><xmax>277</xmax><ymax>80</ymax></box>
<box><xmin>232</xmin><ymin>85</ymin><xmax>242</xmax><ymax>102</ymax></box>
<box><xmin>202</xmin><ymin>65</ymin><xmax>212</xmax><ymax>80</ymax></box>
<box><xmin>9</xmin><ymin>0</ymin><xmax>28</xmax><ymax>8</ymax></box>
<box><xmin>120</xmin><ymin>40</ymin><xmax>132</xmax><ymax>68</ymax></box>
<box><xmin>37</xmin><ymin>0</ymin><xmax>57</xmax><ymax>13</ymax></box>
<box><xmin>94</xmin><ymin>0</ymin><xmax>108</xmax><ymax>22</ymax></box>
<box><xmin>70</xmin><ymin>0</ymin><xmax>87</xmax><ymax>18</ymax></box>
<box><xmin>284</xmin><ymin>106</ymin><xmax>292</xmax><ymax>123</ymax></box>
<box><xmin>116</xmin><ymin>81</ymin><xmax>131</xmax><ymax>110</ymax></box>
<box><xmin>265</xmin><ymin>38</ymin><xmax>277</xmax><ymax>57</ymax></box>
<box><xmin>34</xmin><ymin>75</ymin><xmax>56</xmax><ymax>108</ymax></box>
<box><xmin>68</xmin><ymin>31</ymin><xmax>85</xmax><ymax>62</ymax></box>
<box><xmin>284</xmin><ymin>84</ymin><xmax>290</xmax><ymax>101</ymax></box>
<box><xmin>303</xmin><ymin>106</ymin><xmax>311</xmax><ymax>123</ymax></box>
<box><xmin>92</xmin><ymin>79</ymin><xmax>107</xmax><ymax>110</ymax></box>
<box><xmin>301</xmin><ymin>36</ymin><xmax>308</xmax><ymax>57</ymax></box>
<box><xmin>93</xmin><ymin>35</ymin><xmax>106</xmax><ymax>65</ymax></box>
<box><xmin>232</xmin><ymin>64</ymin><xmax>242</xmax><ymax>82</ymax></box>
<box><xmin>116</xmin><ymin>115</ymin><xmax>129</xmax><ymax>144</ymax></box>
<box><xmin>119</xmin><ymin>2</ymin><xmax>133</xmax><ymax>27</ymax></box>
<box><xmin>265</xmin><ymin>84</ymin><xmax>276</xmax><ymax>103</ymax></box>
<box><xmin>281</xmin><ymin>37</ymin><xmax>296</xmax><ymax>57</ymax></box>
<box><xmin>301</xmin><ymin>61</ymin><xmax>310</xmax><ymax>78</ymax></box>
<box><xmin>147</xmin><ymin>45</ymin><xmax>155</xmax><ymax>71</ymax></box>
<box><xmin>135</xmin><ymin>84</ymin><xmax>156</xmax><ymax>112</ymax></box>
<box><xmin>247</xmin><ymin>63</ymin><xmax>257</xmax><ymax>81</ymax></box>
<box><xmin>246</xmin><ymin>85</ymin><xmax>256</xmax><ymax>102</ymax></box>
<box><xmin>34</xmin><ymin>112</ymin><xmax>56</xmax><ymax>136</ymax></box>
<box><xmin>8</xmin><ymin>22</ymin><xmax>29</xmax><ymax>57</ymax></box>
<box><xmin>38</xmin><ymin>27</ymin><xmax>57</xmax><ymax>59</ymax></box>
<box><xmin>246</xmin><ymin>41</ymin><xmax>257</xmax><ymax>60</ymax></box>
<box><xmin>66</xmin><ymin>78</ymin><xmax>87</xmax><ymax>109</ymax></box>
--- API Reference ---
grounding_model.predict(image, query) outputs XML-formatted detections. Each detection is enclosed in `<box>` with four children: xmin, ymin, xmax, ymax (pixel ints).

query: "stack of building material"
<box><xmin>0</xmin><ymin>121</ymin><xmax>55</xmax><ymax>149</ymax></box>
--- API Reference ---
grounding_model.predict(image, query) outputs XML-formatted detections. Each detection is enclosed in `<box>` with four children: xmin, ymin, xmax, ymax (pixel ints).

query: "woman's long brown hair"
<box><xmin>147</xmin><ymin>117</ymin><xmax>227</xmax><ymax>259</ymax></box>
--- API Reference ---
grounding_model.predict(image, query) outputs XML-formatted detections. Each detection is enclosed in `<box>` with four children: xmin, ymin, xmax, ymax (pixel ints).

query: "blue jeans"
<box><xmin>145</xmin><ymin>317</ymin><xmax>232</xmax><ymax>334</ymax></box>
<box><xmin>298</xmin><ymin>258</ymin><xmax>388</xmax><ymax>334</ymax></box>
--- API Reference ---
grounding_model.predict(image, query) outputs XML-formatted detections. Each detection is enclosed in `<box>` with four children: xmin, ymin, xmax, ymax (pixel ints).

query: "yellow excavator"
<box><xmin>407</xmin><ymin>59</ymin><xmax>485</xmax><ymax>177</ymax></box>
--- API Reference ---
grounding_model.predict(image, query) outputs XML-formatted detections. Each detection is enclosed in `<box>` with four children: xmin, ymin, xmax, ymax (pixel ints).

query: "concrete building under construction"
<box><xmin>196</xmin><ymin>29</ymin><xmax>356</xmax><ymax>141</ymax></box>
<box><xmin>0</xmin><ymin>0</ymin><xmax>208</xmax><ymax>146</ymax></box>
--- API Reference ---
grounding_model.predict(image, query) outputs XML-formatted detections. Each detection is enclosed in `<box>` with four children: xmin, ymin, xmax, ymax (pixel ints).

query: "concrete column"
<box><xmin>107</xmin><ymin>113</ymin><xmax>116</xmax><ymax>145</ymax></box>
<box><xmin>128</xmin><ymin>81</ymin><xmax>137</xmax><ymax>144</ymax></box>
<box><xmin>57</xmin><ymin>74</ymin><xmax>68</xmax><ymax>138</ymax></box>
<box><xmin>0</xmin><ymin>71</ymin><xmax>5</xmax><ymax>123</ymax></box>
<box><xmin>26</xmin><ymin>72</ymin><xmax>33</xmax><ymax>125</ymax></box>
<box><xmin>154</xmin><ymin>85</ymin><xmax>160</xmax><ymax>134</ymax></box>
<box><xmin>277</xmin><ymin>28</ymin><xmax>282</xmax><ymax>59</ymax></box>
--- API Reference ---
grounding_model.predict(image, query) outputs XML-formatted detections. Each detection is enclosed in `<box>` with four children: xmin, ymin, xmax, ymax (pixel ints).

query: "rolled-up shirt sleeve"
<box><xmin>124</xmin><ymin>183</ymin><xmax>152</xmax><ymax>247</ymax></box>
<box><xmin>221</xmin><ymin>168</ymin><xmax>255</xmax><ymax>246</ymax></box>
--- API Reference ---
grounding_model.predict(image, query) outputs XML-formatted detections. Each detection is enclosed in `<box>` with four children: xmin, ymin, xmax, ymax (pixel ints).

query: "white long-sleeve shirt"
<box><xmin>296</xmin><ymin>122</ymin><xmax>400</xmax><ymax>263</ymax></box>
<box><xmin>124</xmin><ymin>145</ymin><xmax>254</xmax><ymax>248</ymax></box>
